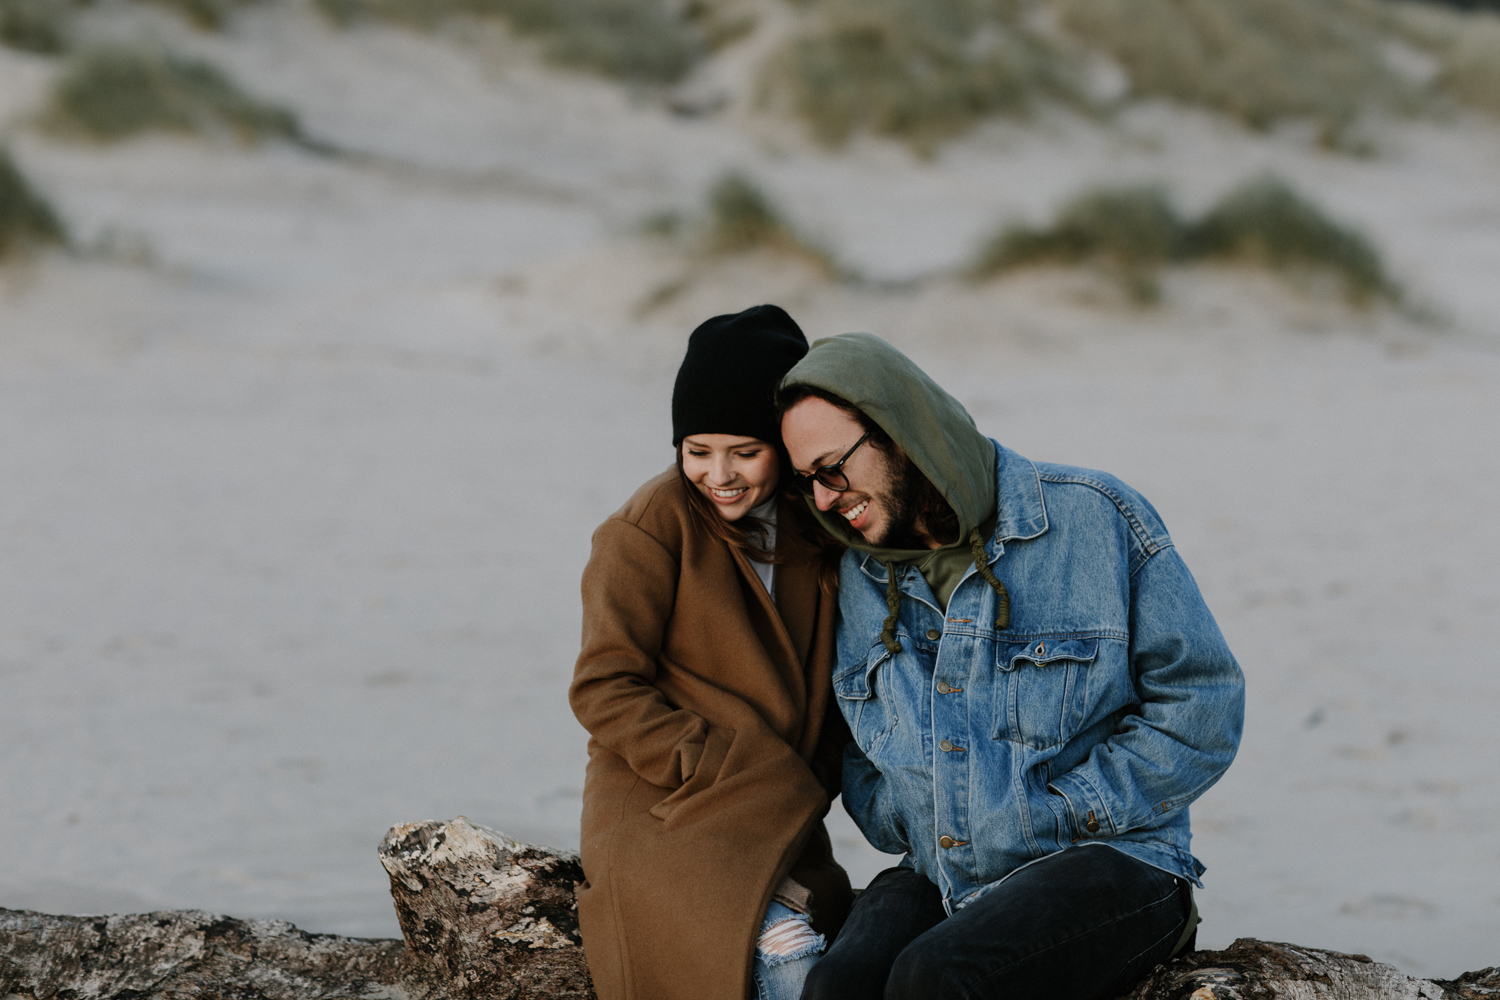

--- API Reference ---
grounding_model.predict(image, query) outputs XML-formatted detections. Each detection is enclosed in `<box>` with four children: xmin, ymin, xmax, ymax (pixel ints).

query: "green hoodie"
<box><xmin>779</xmin><ymin>333</ymin><xmax>1000</xmax><ymax>614</ymax></box>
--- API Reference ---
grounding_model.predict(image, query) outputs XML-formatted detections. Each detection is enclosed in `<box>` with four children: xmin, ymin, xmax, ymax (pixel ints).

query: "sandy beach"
<box><xmin>2</xmin><ymin>2</ymin><xmax>1498</xmax><ymax>978</ymax></box>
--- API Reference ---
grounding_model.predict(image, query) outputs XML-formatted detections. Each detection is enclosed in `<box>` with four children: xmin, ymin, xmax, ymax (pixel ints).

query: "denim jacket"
<box><xmin>835</xmin><ymin>441</ymin><xmax>1245</xmax><ymax>912</ymax></box>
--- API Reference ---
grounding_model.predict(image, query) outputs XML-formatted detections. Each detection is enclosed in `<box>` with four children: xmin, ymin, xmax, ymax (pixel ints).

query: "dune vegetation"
<box><xmin>1186</xmin><ymin>175</ymin><xmax>1391</xmax><ymax>302</ymax></box>
<box><xmin>5</xmin><ymin>0</ymin><xmax>1499</xmax><ymax>141</ymax></box>
<box><xmin>1390</xmin><ymin>0</ymin><xmax>1500</xmax><ymax>115</ymax></box>
<box><xmin>972</xmin><ymin>175</ymin><xmax>1395</xmax><ymax>304</ymax></box>
<box><xmin>762</xmin><ymin>0</ymin><xmax>1500</xmax><ymax>153</ymax></box>
<box><xmin>142</xmin><ymin>0</ymin><xmax>258</xmax><ymax>30</ymax></box>
<box><xmin>1051</xmin><ymin>0</ymin><xmax>1416</xmax><ymax>140</ymax></box>
<box><xmin>0</xmin><ymin>147</ymin><xmax>66</xmax><ymax>259</ymax></box>
<box><xmin>702</xmin><ymin>172</ymin><xmax>835</xmax><ymax>270</ymax></box>
<box><xmin>0</xmin><ymin>0</ymin><xmax>74</xmax><ymax>53</ymax></box>
<box><xmin>636</xmin><ymin>173</ymin><xmax>835</xmax><ymax>315</ymax></box>
<box><xmin>0</xmin><ymin>0</ymin><xmax>257</xmax><ymax>48</ymax></box>
<box><xmin>759</xmin><ymin>0</ymin><xmax>1086</xmax><ymax>156</ymax></box>
<box><xmin>972</xmin><ymin>184</ymin><xmax>1185</xmax><ymax>302</ymax></box>
<box><xmin>312</xmin><ymin>0</ymin><xmax>703</xmax><ymax>84</ymax></box>
<box><xmin>44</xmin><ymin>46</ymin><xmax>301</xmax><ymax>144</ymax></box>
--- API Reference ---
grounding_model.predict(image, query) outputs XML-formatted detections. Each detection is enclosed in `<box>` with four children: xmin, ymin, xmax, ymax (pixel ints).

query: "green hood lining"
<box><xmin>779</xmin><ymin>332</ymin><xmax>1009</xmax><ymax>646</ymax></box>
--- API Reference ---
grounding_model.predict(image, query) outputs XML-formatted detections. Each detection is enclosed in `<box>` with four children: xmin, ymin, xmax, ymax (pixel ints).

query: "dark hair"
<box><xmin>775</xmin><ymin>383</ymin><xmax>895</xmax><ymax>452</ymax></box>
<box><xmin>775</xmin><ymin>382</ymin><xmax>959</xmax><ymax>547</ymax></box>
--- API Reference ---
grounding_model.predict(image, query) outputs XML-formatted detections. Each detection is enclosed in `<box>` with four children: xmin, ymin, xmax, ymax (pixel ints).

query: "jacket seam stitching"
<box><xmin>1035</xmin><ymin>472</ymin><xmax>1167</xmax><ymax>557</ymax></box>
<box><xmin>1130</xmin><ymin>539</ymin><xmax>1175</xmax><ymax>579</ymax></box>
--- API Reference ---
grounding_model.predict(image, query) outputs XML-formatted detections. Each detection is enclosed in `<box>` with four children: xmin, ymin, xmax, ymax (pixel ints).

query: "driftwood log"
<box><xmin>2</xmin><ymin>816</ymin><xmax>1495</xmax><ymax>1000</ymax></box>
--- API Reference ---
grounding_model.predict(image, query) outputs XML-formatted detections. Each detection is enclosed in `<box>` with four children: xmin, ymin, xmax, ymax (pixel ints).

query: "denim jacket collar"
<box><xmin>992</xmin><ymin>441</ymin><xmax>1049</xmax><ymax>544</ymax></box>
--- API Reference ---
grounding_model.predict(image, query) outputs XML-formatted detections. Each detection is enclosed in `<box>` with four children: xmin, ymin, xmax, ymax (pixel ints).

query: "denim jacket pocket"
<box><xmin>993</xmin><ymin>634</ymin><xmax>1100</xmax><ymax>749</ymax></box>
<box><xmin>834</xmin><ymin>643</ymin><xmax>900</xmax><ymax>759</ymax></box>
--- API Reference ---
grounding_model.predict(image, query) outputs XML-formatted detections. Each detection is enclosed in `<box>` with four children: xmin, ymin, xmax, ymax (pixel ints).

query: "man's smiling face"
<box><xmin>781</xmin><ymin>396</ymin><xmax>907</xmax><ymax>546</ymax></box>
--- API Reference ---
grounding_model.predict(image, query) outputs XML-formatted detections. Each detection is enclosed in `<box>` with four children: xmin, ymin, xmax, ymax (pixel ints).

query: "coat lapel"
<box><xmin>727</xmin><ymin>503</ymin><xmax>814</xmax><ymax>732</ymax></box>
<box><xmin>772</xmin><ymin>504</ymin><xmax>818</xmax><ymax>670</ymax></box>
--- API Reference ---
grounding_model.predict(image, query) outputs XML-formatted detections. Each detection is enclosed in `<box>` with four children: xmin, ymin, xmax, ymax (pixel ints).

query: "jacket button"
<box><xmin>939</xmin><ymin>739</ymin><xmax>954</xmax><ymax>751</ymax></box>
<box><xmin>935</xmin><ymin>680</ymin><xmax>952</xmax><ymax>694</ymax></box>
<box><xmin>1085</xmin><ymin>816</ymin><xmax>1101</xmax><ymax>834</ymax></box>
<box><xmin>938</xmin><ymin>836</ymin><xmax>956</xmax><ymax>849</ymax></box>
<box><xmin>926</xmin><ymin>628</ymin><xmax>941</xmax><ymax>640</ymax></box>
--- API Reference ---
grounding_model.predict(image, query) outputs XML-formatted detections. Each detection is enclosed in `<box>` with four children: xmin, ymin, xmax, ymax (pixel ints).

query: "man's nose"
<box><xmin>812</xmin><ymin>482</ymin><xmax>839</xmax><ymax>511</ymax></box>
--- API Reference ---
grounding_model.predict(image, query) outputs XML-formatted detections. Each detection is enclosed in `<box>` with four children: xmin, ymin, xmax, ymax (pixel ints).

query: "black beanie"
<box><xmin>671</xmin><ymin>304</ymin><xmax>809</xmax><ymax>447</ymax></box>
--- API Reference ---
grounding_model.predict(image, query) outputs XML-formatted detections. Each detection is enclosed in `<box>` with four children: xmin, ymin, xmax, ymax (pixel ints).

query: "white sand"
<box><xmin>1</xmin><ymin>6</ymin><xmax>1497</xmax><ymax>978</ymax></box>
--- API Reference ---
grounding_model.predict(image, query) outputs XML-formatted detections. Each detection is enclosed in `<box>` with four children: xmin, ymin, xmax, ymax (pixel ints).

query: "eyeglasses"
<box><xmin>791</xmin><ymin>429</ymin><xmax>871</xmax><ymax>497</ymax></box>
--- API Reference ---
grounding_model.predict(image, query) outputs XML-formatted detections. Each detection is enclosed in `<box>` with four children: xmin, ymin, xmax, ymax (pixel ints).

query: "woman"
<box><xmin>569</xmin><ymin>305</ymin><xmax>853</xmax><ymax>1000</ymax></box>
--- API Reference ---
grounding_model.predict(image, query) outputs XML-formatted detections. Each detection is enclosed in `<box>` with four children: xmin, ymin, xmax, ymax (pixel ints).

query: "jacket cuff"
<box><xmin>1047</xmin><ymin>771</ymin><xmax>1115</xmax><ymax>840</ymax></box>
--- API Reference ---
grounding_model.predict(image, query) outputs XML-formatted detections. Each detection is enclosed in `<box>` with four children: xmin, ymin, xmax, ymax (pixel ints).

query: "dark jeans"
<box><xmin>802</xmin><ymin>846</ymin><xmax>1191</xmax><ymax>1000</ymax></box>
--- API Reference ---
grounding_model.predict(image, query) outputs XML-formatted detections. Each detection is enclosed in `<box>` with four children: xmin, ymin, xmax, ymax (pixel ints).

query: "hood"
<box><xmin>779</xmin><ymin>332</ymin><xmax>997</xmax><ymax>556</ymax></box>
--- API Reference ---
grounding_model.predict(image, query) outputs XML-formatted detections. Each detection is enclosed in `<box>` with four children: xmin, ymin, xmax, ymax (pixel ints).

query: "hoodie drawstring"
<box><xmin>880</xmin><ymin>531</ymin><xmax>1009</xmax><ymax>654</ymax></box>
<box><xmin>880</xmin><ymin>561</ymin><xmax>903</xmax><ymax>654</ymax></box>
<box><xmin>968</xmin><ymin>529</ymin><xmax>1011</xmax><ymax>631</ymax></box>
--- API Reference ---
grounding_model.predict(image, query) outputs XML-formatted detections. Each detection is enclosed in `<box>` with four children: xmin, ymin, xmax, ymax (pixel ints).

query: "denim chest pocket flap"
<box><xmin>994</xmin><ymin>635</ymin><xmax>1100</xmax><ymax>749</ymax></box>
<box><xmin>835</xmin><ymin>645</ymin><xmax>899</xmax><ymax>755</ymax></box>
<box><xmin>1002</xmin><ymin>635</ymin><xmax>1100</xmax><ymax>671</ymax></box>
<box><xmin>834</xmin><ymin>644</ymin><xmax>890</xmax><ymax>700</ymax></box>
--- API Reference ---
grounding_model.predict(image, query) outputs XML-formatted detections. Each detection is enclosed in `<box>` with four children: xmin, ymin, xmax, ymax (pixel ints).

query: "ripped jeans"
<box><xmin>751</xmin><ymin>900</ymin><xmax>826</xmax><ymax>1000</ymax></box>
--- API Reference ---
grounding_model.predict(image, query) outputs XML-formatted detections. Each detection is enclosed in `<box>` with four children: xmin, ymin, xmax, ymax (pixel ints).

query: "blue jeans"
<box><xmin>752</xmin><ymin>900</ymin><xmax>826</xmax><ymax>1000</ymax></box>
<box><xmin>801</xmin><ymin>845</ymin><xmax>1191</xmax><ymax>1000</ymax></box>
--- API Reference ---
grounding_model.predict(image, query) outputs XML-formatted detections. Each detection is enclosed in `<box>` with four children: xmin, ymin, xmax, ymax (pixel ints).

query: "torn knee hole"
<box><xmin>757</xmin><ymin>917</ymin><xmax>822</xmax><ymax>958</ymax></box>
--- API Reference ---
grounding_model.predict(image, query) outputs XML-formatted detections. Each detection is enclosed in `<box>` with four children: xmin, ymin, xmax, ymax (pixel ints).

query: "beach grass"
<box><xmin>141</xmin><ymin>0</ymin><xmax>257</xmax><ymax>31</ymax></box>
<box><xmin>761</xmin><ymin>0</ymin><xmax>1084</xmax><ymax>155</ymax></box>
<box><xmin>314</xmin><ymin>0</ymin><xmax>701</xmax><ymax>84</ymax></box>
<box><xmin>45</xmin><ymin>46</ymin><xmax>300</xmax><ymax>143</ymax></box>
<box><xmin>1438</xmin><ymin>17</ymin><xmax>1500</xmax><ymax>114</ymax></box>
<box><xmin>1392</xmin><ymin>0</ymin><xmax>1500</xmax><ymax>116</ymax></box>
<box><xmin>1051</xmin><ymin>0</ymin><xmax>1414</xmax><ymax>139</ymax></box>
<box><xmin>971</xmin><ymin>184</ymin><xmax>1184</xmax><ymax>301</ymax></box>
<box><xmin>972</xmin><ymin>175</ymin><xmax>1395</xmax><ymax>304</ymax></box>
<box><xmin>702</xmin><ymin>172</ymin><xmax>836</xmax><ymax>272</ymax></box>
<box><xmin>763</xmin><ymin>0</ymin><xmax>1447</xmax><ymax>151</ymax></box>
<box><xmin>0</xmin><ymin>147</ymin><xmax>66</xmax><ymax>259</ymax></box>
<box><xmin>0</xmin><ymin>0</ymin><xmax>72</xmax><ymax>54</ymax></box>
<box><xmin>1186</xmin><ymin>174</ymin><xmax>1394</xmax><ymax>302</ymax></box>
<box><xmin>705</xmin><ymin>172</ymin><xmax>787</xmax><ymax>253</ymax></box>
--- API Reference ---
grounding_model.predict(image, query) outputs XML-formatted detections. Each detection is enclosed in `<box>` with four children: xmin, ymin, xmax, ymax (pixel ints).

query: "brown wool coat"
<box><xmin>569</xmin><ymin>471</ymin><xmax>853</xmax><ymax>1000</ymax></box>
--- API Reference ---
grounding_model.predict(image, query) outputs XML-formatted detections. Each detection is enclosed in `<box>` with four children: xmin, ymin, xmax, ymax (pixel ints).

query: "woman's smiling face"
<box><xmin>680</xmin><ymin>434</ymin><xmax>780</xmax><ymax>522</ymax></box>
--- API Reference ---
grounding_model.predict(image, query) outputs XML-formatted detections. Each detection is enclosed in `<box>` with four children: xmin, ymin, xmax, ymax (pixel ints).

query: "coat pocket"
<box><xmin>993</xmin><ymin>634</ymin><xmax>1100</xmax><ymax>749</ymax></box>
<box><xmin>649</xmin><ymin>725</ymin><xmax>735</xmax><ymax>822</ymax></box>
<box><xmin>833</xmin><ymin>644</ymin><xmax>900</xmax><ymax>759</ymax></box>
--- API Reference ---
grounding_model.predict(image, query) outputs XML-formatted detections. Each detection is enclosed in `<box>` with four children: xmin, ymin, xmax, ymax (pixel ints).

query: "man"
<box><xmin>777</xmin><ymin>333</ymin><xmax>1245</xmax><ymax>1000</ymax></box>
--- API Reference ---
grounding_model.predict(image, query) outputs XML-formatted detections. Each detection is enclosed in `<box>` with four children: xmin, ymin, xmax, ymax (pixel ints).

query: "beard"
<box><xmin>870</xmin><ymin>450</ymin><xmax>959</xmax><ymax>549</ymax></box>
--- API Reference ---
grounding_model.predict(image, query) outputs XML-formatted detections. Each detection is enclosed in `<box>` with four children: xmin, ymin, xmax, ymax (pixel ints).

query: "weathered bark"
<box><xmin>0</xmin><ymin>908</ymin><xmax>406</xmax><ymax>999</ymax></box>
<box><xmin>378</xmin><ymin>817</ymin><xmax>593</xmax><ymax>999</ymax></box>
<box><xmin>0</xmin><ymin>816</ymin><xmax>592</xmax><ymax>1000</ymax></box>
<box><xmin>1117</xmin><ymin>937</ymin><xmax>1499</xmax><ymax>1000</ymax></box>
<box><xmin>2</xmin><ymin>816</ymin><xmax>1494</xmax><ymax>1000</ymax></box>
